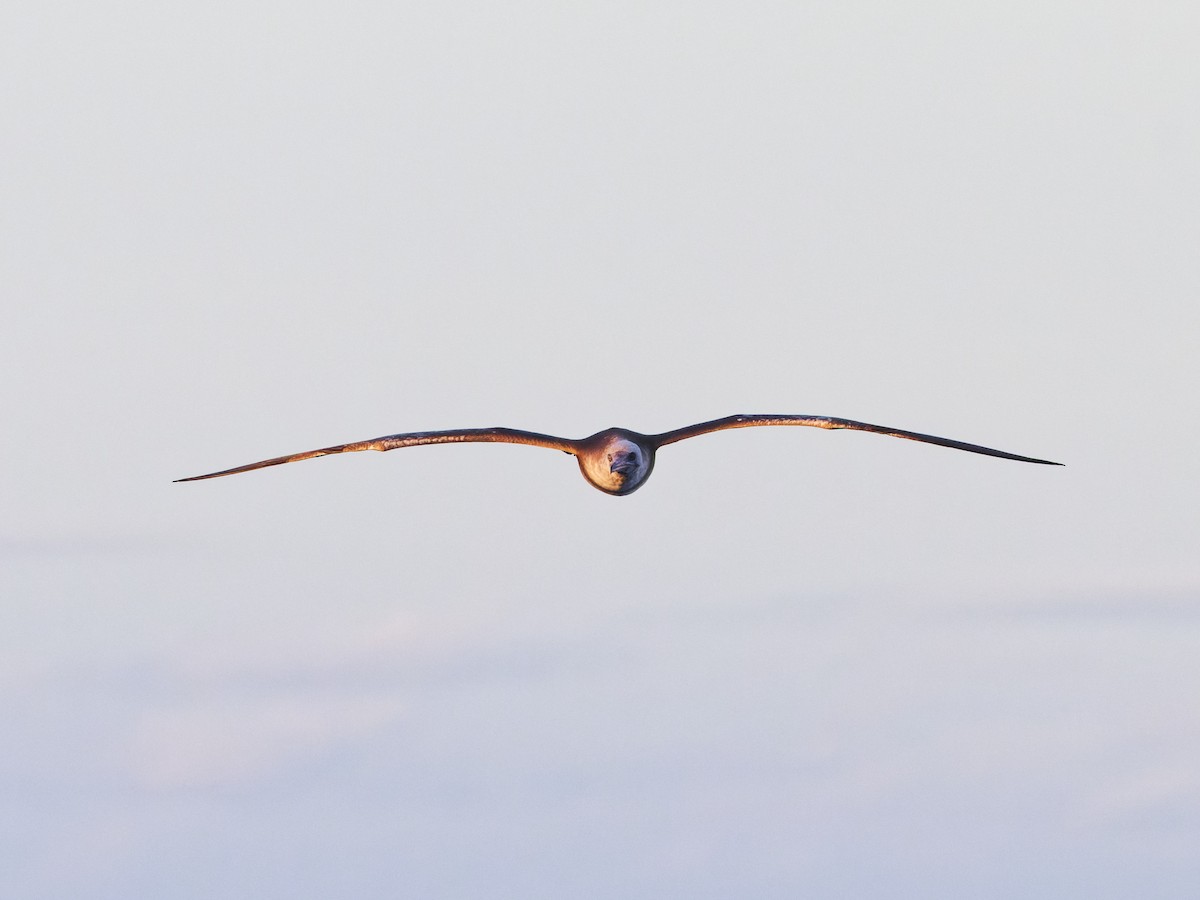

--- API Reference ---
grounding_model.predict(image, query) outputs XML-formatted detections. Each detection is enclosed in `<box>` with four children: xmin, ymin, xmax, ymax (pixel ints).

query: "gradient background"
<box><xmin>3</xmin><ymin>1</ymin><xmax>1198</xmax><ymax>897</ymax></box>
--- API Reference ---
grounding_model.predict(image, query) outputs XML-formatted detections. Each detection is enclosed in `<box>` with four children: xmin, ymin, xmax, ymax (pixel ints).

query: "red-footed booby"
<box><xmin>176</xmin><ymin>414</ymin><xmax>1061</xmax><ymax>496</ymax></box>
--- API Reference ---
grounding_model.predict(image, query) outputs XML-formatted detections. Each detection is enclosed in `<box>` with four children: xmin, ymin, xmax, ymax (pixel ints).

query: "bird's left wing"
<box><xmin>649</xmin><ymin>414</ymin><xmax>1062</xmax><ymax>465</ymax></box>
<box><xmin>175</xmin><ymin>427</ymin><xmax>579</xmax><ymax>482</ymax></box>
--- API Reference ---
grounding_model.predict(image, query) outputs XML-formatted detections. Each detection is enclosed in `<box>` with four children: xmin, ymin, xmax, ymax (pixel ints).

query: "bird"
<box><xmin>175</xmin><ymin>414</ymin><xmax>1062</xmax><ymax>496</ymax></box>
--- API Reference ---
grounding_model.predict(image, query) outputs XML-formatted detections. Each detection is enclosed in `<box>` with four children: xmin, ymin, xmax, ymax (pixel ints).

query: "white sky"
<box><xmin>2</xmin><ymin>1</ymin><xmax>1198</xmax><ymax>897</ymax></box>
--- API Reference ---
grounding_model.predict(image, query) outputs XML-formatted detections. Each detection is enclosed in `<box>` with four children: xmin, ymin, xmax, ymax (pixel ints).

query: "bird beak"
<box><xmin>610</xmin><ymin>456</ymin><xmax>638</xmax><ymax>475</ymax></box>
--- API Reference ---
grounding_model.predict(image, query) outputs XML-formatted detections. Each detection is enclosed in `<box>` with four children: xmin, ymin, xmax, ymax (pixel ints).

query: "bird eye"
<box><xmin>607</xmin><ymin>454</ymin><xmax>613</xmax><ymax>462</ymax></box>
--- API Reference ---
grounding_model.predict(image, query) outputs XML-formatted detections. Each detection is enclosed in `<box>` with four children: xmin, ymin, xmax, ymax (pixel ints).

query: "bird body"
<box><xmin>575</xmin><ymin>429</ymin><xmax>656</xmax><ymax>495</ymax></box>
<box><xmin>176</xmin><ymin>414</ymin><xmax>1061</xmax><ymax>494</ymax></box>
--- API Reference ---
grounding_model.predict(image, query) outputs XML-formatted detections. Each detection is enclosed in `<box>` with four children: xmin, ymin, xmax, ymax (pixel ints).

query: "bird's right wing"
<box><xmin>650</xmin><ymin>414</ymin><xmax>1062</xmax><ymax>465</ymax></box>
<box><xmin>175</xmin><ymin>427</ymin><xmax>579</xmax><ymax>482</ymax></box>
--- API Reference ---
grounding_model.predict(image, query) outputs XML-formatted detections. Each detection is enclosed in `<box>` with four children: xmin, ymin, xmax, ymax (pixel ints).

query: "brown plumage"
<box><xmin>176</xmin><ymin>414</ymin><xmax>1061</xmax><ymax>496</ymax></box>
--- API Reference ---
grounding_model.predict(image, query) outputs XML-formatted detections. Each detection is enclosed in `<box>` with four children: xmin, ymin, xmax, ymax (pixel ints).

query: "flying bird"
<box><xmin>176</xmin><ymin>414</ymin><xmax>1061</xmax><ymax>496</ymax></box>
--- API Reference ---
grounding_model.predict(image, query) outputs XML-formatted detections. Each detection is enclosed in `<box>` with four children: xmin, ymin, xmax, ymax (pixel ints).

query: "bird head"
<box><xmin>608</xmin><ymin>444</ymin><xmax>642</xmax><ymax>477</ymax></box>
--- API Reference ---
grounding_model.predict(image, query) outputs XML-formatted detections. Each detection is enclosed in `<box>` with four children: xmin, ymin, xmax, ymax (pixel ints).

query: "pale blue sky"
<box><xmin>2</xmin><ymin>1</ymin><xmax>1198</xmax><ymax>897</ymax></box>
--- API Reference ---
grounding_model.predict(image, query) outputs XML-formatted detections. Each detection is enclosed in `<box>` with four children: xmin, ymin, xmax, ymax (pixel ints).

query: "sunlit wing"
<box><xmin>650</xmin><ymin>415</ymin><xmax>1063</xmax><ymax>465</ymax></box>
<box><xmin>175</xmin><ymin>427</ymin><xmax>579</xmax><ymax>482</ymax></box>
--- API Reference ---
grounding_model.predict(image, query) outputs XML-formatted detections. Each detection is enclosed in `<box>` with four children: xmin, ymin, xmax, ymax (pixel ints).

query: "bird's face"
<box><xmin>607</xmin><ymin>440</ymin><xmax>651</xmax><ymax>494</ymax></box>
<box><xmin>608</xmin><ymin>441</ymin><xmax>642</xmax><ymax>476</ymax></box>
<box><xmin>579</xmin><ymin>435</ymin><xmax>654</xmax><ymax>495</ymax></box>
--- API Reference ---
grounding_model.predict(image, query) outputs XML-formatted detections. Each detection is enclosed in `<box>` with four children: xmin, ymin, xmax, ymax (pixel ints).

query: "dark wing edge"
<box><xmin>174</xmin><ymin>427</ymin><xmax>579</xmax><ymax>482</ymax></box>
<box><xmin>649</xmin><ymin>415</ymin><xmax>1063</xmax><ymax>465</ymax></box>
